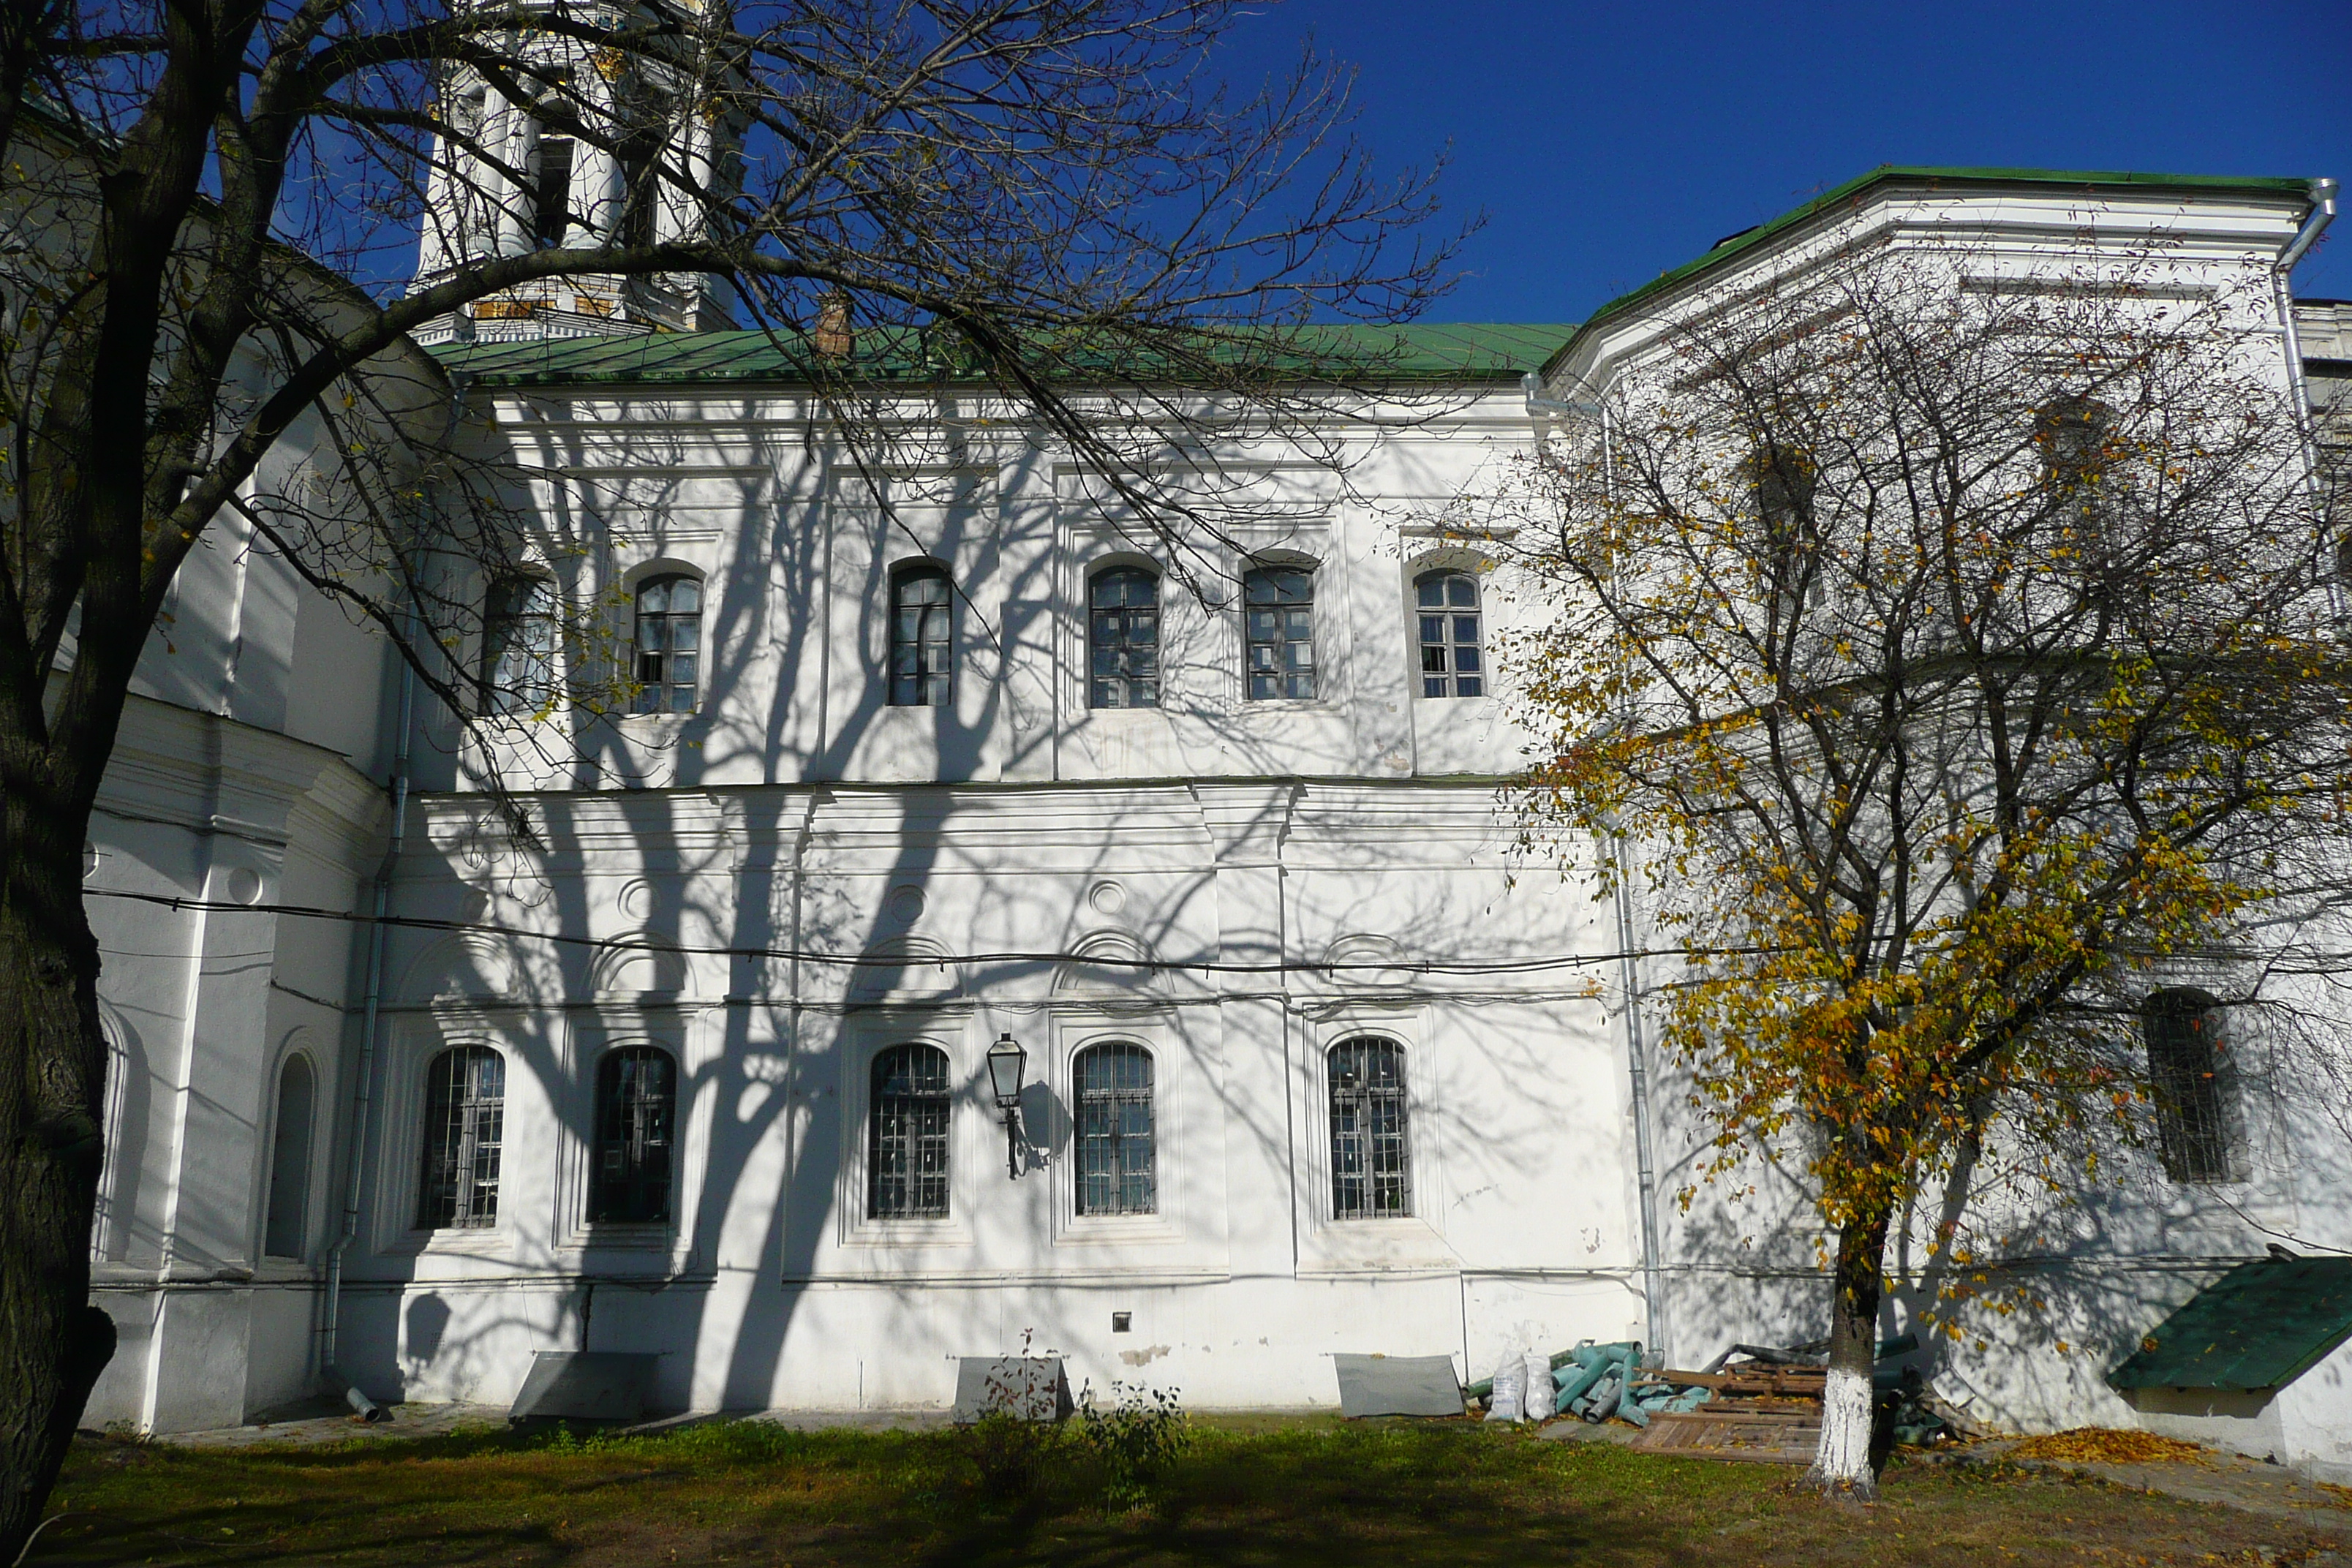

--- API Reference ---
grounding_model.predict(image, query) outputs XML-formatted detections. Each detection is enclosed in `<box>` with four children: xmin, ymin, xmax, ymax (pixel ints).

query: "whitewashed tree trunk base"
<box><xmin>1806</xmin><ymin>1364</ymin><xmax>1877</xmax><ymax>1499</ymax></box>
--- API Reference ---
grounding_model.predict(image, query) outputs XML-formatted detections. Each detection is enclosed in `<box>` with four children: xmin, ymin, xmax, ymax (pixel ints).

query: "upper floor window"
<box><xmin>1090</xmin><ymin>567</ymin><xmax>1161</xmax><ymax>709</ymax></box>
<box><xmin>418</xmin><ymin>1046</ymin><xmax>505</xmax><ymax>1229</ymax></box>
<box><xmin>532</xmin><ymin>135</ymin><xmax>576</xmax><ymax>247</ymax></box>
<box><xmin>263</xmin><ymin>1055</ymin><xmax>315</xmax><ymax>1259</ymax></box>
<box><xmin>1074</xmin><ymin>1042</ymin><xmax>1156</xmax><ymax>1215</ymax></box>
<box><xmin>1244</xmin><ymin>565</ymin><xmax>1315</xmax><ymax>701</ymax></box>
<box><xmin>590</xmin><ymin>1046</ymin><xmax>677</xmax><ymax>1223</ymax></box>
<box><xmin>2144</xmin><ymin>989</ymin><xmax>2239</xmax><ymax>1183</ymax></box>
<box><xmin>1750</xmin><ymin>443</ymin><xmax>1822</xmax><ymax>632</ymax></box>
<box><xmin>632</xmin><ymin>574</ymin><xmax>701</xmax><ymax>715</ymax></box>
<box><xmin>889</xmin><ymin>563</ymin><xmax>954</xmax><ymax>707</ymax></box>
<box><xmin>2036</xmin><ymin>393</ymin><xmax>2114</xmax><ymax>490</ymax></box>
<box><xmin>483</xmin><ymin>576</ymin><xmax>557</xmax><ymax>716</ymax></box>
<box><xmin>869</xmin><ymin>1043</ymin><xmax>951</xmax><ymax>1218</ymax></box>
<box><xmin>1415</xmin><ymin>570</ymin><xmax>1484</xmax><ymax>698</ymax></box>
<box><xmin>1329</xmin><ymin>1036</ymin><xmax>1411</xmax><ymax>1219</ymax></box>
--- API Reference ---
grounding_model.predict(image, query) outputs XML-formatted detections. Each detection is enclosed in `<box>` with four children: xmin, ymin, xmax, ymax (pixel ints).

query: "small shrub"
<box><xmin>1076</xmin><ymin>1382</ymin><xmax>1191</xmax><ymax>1509</ymax></box>
<box><xmin>957</xmin><ymin>1332</ymin><xmax>1069</xmax><ymax>1507</ymax></box>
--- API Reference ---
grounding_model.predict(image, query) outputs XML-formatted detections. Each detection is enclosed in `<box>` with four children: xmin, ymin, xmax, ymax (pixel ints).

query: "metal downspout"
<box><xmin>2274</xmin><ymin>178</ymin><xmax>2340</xmax><ymax>611</ymax></box>
<box><xmin>319</xmin><ymin>622</ymin><xmax>415</xmax><ymax>1409</ymax></box>
<box><xmin>1524</xmin><ymin>371</ymin><xmax>1666</xmax><ymax>1357</ymax></box>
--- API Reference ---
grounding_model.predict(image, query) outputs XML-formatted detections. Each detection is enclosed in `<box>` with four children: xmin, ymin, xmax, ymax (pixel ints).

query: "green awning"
<box><xmin>2108</xmin><ymin>1257</ymin><xmax>2352</xmax><ymax>1393</ymax></box>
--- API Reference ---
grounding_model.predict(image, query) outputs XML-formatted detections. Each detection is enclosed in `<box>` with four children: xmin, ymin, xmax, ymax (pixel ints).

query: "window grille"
<box><xmin>632</xmin><ymin>575</ymin><xmax>702</xmax><ymax>715</ymax></box>
<box><xmin>483</xmin><ymin>576</ymin><xmax>556</xmax><ymax>715</ymax></box>
<box><xmin>1243</xmin><ymin>565</ymin><xmax>1315</xmax><ymax>700</ymax></box>
<box><xmin>418</xmin><ymin>1046</ymin><xmax>505</xmax><ymax>1229</ymax></box>
<box><xmin>2144</xmin><ymin>989</ymin><xmax>2239</xmax><ymax>1183</ymax></box>
<box><xmin>889</xmin><ymin>565</ymin><xmax>954</xmax><ymax>707</ymax></box>
<box><xmin>263</xmin><ymin>1055</ymin><xmax>314</xmax><ymax>1259</ymax></box>
<box><xmin>590</xmin><ymin>1047</ymin><xmax>677</xmax><ymax>1223</ymax></box>
<box><xmin>1074</xmin><ymin>1043</ymin><xmax>1156</xmax><ymax>1215</ymax></box>
<box><xmin>1329</xmin><ymin>1036</ymin><xmax>1411</xmax><ymax>1218</ymax></box>
<box><xmin>1089</xmin><ymin>568</ymin><xmax>1161</xmax><ymax>709</ymax></box>
<box><xmin>1414</xmin><ymin>570</ymin><xmax>1484</xmax><ymax>698</ymax></box>
<box><xmin>869</xmin><ymin>1044</ymin><xmax>951</xmax><ymax>1218</ymax></box>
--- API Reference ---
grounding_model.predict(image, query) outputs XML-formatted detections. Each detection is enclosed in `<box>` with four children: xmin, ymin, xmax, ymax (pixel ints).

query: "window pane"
<box><xmin>1244</xmin><ymin>567</ymin><xmax>1314</xmax><ymax>701</ymax></box>
<box><xmin>1076</xmin><ymin>1044</ymin><xmax>1156</xmax><ymax>1215</ymax></box>
<box><xmin>1330</xmin><ymin>1037</ymin><xmax>1410</xmax><ymax>1219</ymax></box>
<box><xmin>590</xmin><ymin>1047</ymin><xmax>676</xmax><ymax>1224</ymax></box>
<box><xmin>1414</xmin><ymin>571</ymin><xmax>1484</xmax><ymax>700</ymax></box>
<box><xmin>263</xmin><ymin>1056</ymin><xmax>314</xmax><ymax>1259</ymax></box>
<box><xmin>418</xmin><ymin>1047</ymin><xmax>504</xmax><ymax>1229</ymax></box>
<box><xmin>889</xmin><ymin>568</ymin><xmax>954</xmax><ymax>706</ymax></box>
<box><xmin>633</xmin><ymin>574</ymin><xmax>702</xmax><ymax>715</ymax></box>
<box><xmin>870</xmin><ymin>1044</ymin><xmax>952</xmax><ymax>1218</ymax></box>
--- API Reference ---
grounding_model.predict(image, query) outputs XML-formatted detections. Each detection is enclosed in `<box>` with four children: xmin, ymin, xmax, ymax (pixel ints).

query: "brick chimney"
<box><xmin>815</xmin><ymin>293</ymin><xmax>853</xmax><ymax>360</ymax></box>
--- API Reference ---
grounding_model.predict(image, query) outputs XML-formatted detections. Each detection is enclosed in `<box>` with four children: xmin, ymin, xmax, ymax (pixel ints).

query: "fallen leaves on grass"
<box><xmin>2009</xmin><ymin>1429</ymin><xmax>2212</xmax><ymax>1466</ymax></box>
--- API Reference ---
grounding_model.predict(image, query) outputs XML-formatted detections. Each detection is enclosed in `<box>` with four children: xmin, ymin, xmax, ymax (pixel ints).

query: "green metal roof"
<box><xmin>2108</xmin><ymin>1257</ymin><xmax>2352</xmax><ymax>1392</ymax></box>
<box><xmin>1545</xmin><ymin>165</ymin><xmax>2319</xmax><ymax>375</ymax></box>
<box><xmin>432</xmin><ymin>322</ymin><xmax>1575</xmax><ymax>390</ymax></box>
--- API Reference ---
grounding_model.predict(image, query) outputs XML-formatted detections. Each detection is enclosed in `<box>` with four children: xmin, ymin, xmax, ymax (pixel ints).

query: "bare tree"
<box><xmin>0</xmin><ymin>0</ymin><xmax>1463</xmax><ymax>1550</ymax></box>
<box><xmin>1485</xmin><ymin>235</ymin><xmax>2350</xmax><ymax>1495</ymax></box>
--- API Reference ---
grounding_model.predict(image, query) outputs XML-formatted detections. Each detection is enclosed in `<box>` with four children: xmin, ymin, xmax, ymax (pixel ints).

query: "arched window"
<box><xmin>1749</xmin><ymin>444</ymin><xmax>1821</xmax><ymax>632</ymax></box>
<box><xmin>889</xmin><ymin>563</ymin><xmax>954</xmax><ymax>707</ymax></box>
<box><xmin>418</xmin><ymin>1046</ymin><xmax>505</xmax><ymax>1229</ymax></box>
<box><xmin>1328</xmin><ymin>1037</ymin><xmax>1410</xmax><ymax>1219</ymax></box>
<box><xmin>591</xmin><ymin>1047</ymin><xmax>677</xmax><ymax>1223</ymax></box>
<box><xmin>1414</xmin><ymin>570</ymin><xmax>1484</xmax><ymax>698</ymax></box>
<box><xmin>483</xmin><ymin>576</ymin><xmax>557</xmax><ymax>715</ymax></box>
<box><xmin>1243</xmin><ymin>564</ymin><xmax>1315</xmax><ymax>701</ymax></box>
<box><xmin>263</xmin><ymin>1055</ymin><xmax>315</xmax><ymax>1259</ymax></box>
<box><xmin>1074</xmin><ymin>1043</ymin><xmax>1156</xmax><ymax>1215</ymax></box>
<box><xmin>2144</xmin><ymin>989</ymin><xmax>2239</xmax><ymax>1183</ymax></box>
<box><xmin>1089</xmin><ymin>567</ymin><xmax>1161</xmax><ymax>709</ymax></box>
<box><xmin>532</xmin><ymin>135</ymin><xmax>576</xmax><ymax>247</ymax></box>
<box><xmin>868</xmin><ymin>1044</ymin><xmax>951</xmax><ymax>1218</ymax></box>
<box><xmin>632</xmin><ymin>574</ymin><xmax>702</xmax><ymax>715</ymax></box>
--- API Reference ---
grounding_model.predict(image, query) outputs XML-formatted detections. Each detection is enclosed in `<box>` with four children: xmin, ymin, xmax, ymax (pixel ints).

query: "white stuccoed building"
<box><xmin>72</xmin><ymin>149</ymin><xmax>2352</xmax><ymax>1478</ymax></box>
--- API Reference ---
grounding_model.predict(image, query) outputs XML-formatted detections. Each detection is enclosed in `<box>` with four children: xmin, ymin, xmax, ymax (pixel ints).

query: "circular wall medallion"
<box><xmin>81</xmin><ymin>843</ymin><xmax>99</xmax><ymax>881</ymax></box>
<box><xmin>887</xmin><ymin>885</ymin><xmax>927</xmax><ymax>924</ymax></box>
<box><xmin>223</xmin><ymin>867</ymin><xmax>263</xmax><ymax>906</ymax></box>
<box><xmin>617</xmin><ymin>878</ymin><xmax>654</xmax><ymax>920</ymax></box>
<box><xmin>1088</xmin><ymin>880</ymin><xmax>1127</xmax><ymax>917</ymax></box>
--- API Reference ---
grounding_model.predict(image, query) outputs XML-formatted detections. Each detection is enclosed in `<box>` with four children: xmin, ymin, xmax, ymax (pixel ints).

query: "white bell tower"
<box><xmin>410</xmin><ymin>8</ymin><xmax>735</xmax><ymax>344</ymax></box>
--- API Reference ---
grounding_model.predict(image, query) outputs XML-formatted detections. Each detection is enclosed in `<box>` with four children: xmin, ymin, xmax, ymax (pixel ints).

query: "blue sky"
<box><xmin>1214</xmin><ymin>0</ymin><xmax>2352</xmax><ymax>323</ymax></box>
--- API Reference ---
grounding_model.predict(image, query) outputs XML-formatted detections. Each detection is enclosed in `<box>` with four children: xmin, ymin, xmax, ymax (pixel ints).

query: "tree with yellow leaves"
<box><xmin>1493</xmin><ymin>234</ymin><xmax>2348</xmax><ymax>1496</ymax></box>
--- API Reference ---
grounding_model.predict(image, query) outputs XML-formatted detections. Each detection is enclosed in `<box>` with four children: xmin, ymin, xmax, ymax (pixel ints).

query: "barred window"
<box><xmin>1089</xmin><ymin>568</ymin><xmax>1160</xmax><ymax>709</ymax></box>
<box><xmin>590</xmin><ymin>1047</ymin><xmax>677</xmax><ymax>1223</ymax></box>
<box><xmin>483</xmin><ymin>576</ymin><xmax>557</xmax><ymax>715</ymax></box>
<box><xmin>2145</xmin><ymin>989</ymin><xmax>2239</xmax><ymax>1183</ymax></box>
<box><xmin>263</xmin><ymin>1055</ymin><xmax>314</xmax><ymax>1260</ymax></box>
<box><xmin>889</xmin><ymin>564</ymin><xmax>954</xmax><ymax>707</ymax></box>
<box><xmin>1074</xmin><ymin>1043</ymin><xmax>1156</xmax><ymax>1215</ymax></box>
<box><xmin>632</xmin><ymin>575</ymin><xmax>702</xmax><ymax>715</ymax></box>
<box><xmin>418</xmin><ymin>1046</ymin><xmax>505</xmax><ymax>1229</ymax></box>
<box><xmin>1329</xmin><ymin>1037</ymin><xmax>1410</xmax><ymax>1219</ymax></box>
<box><xmin>868</xmin><ymin>1044</ymin><xmax>951</xmax><ymax>1219</ymax></box>
<box><xmin>1244</xmin><ymin>565</ymin><xmax>1315</xmax><ymax>701</ymax></box>
<box><xmin>1414</xmin><ymin>570</ymin><xmax>1483</xmax><ymax>698</ymax></box>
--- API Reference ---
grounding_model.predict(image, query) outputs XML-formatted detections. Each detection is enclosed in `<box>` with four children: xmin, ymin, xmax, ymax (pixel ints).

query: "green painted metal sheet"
<box><xmin>2108</xmin><ymin>1257</ymin><xmax>2352</xmax><ymax>1392</ymax></box>
<box><xmin>431</xmin><ymin>322</ymin><xmax>1575</xmax><ymax>390</ymax></box>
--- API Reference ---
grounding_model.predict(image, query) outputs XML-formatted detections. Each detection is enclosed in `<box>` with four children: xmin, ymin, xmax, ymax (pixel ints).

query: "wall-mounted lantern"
<box><xmin>986</xmin><ymin>1030</ymin><xmax>1027</xmax><ymax>1179</ymax></box>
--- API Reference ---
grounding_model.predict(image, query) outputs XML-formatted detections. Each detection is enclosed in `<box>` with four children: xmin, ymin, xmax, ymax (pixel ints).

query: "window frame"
<box><xmin>262</xmin><ymin>1052</ymin><xmax>317</xmax><ymax>1261</ymax></box>
<box><xmin>482</xmin><ymin>574</ymin><xmax>557</xmax><ymax>717</ymax></box>
<box><xmin>1327</xmin><ymin>1035</ymin><xmax>1413</xmax><ymax>1221</ymax></box>
<box><xmin>887</xmin><ymin>562</ymin><xmax>955</xmax><ymax>709</ymax></box>
<box><xmin>867</xmin><ymin>1041</ymin><xmax>954</xmax><ymax>1220</ymax></box>
<box><xmin>1243</xmin><ymin>562</ymin><xmax>1317</xmax><ymax>702</ymax></box>
<box><xmin>588</xmin><ymin>1045</ymin><xmax>679</xmax><ymax>1225</ymax></box>
<box><xmin>2144</xmin><ymin>988</ymin><xmax>2242</xmax><ymax>1184</ymax></box>
<box><xmin>416</xmin><ymin>1044</ymin><xmax>507</xmax><ymax>1231</ymax></box>
<box><xmin>1087</xmin><ymin>565</ymin><xmax>1162</xmax><ymax>710</ymax></box>
<box><xmin>630</xmin><ymin>572</ymin><xmax>704</xmax><ymax>716</ymax></box>
<box><xmin>1072</xmin><ymin>1041</ymin><xmax>1157</xmax><ymax>1216</ymax></box>
<box><xmin>1413</xmin><ymin>568</ymin><xmax>1486</xmax><ymax>699</ymax></box>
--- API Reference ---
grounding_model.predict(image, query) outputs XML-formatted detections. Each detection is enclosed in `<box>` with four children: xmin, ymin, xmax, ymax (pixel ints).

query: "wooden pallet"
<box><xmin>1625</xmin><ymin>1409</ymin><xmax>1823</xmax><ymax>1465</ymax></box>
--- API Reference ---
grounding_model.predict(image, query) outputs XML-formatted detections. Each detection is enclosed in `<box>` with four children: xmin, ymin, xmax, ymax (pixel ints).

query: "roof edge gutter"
<box><xmin>2274</xmin><ymin>177</ymin><xmax>2340</xmax><ymax>613</ymax></box>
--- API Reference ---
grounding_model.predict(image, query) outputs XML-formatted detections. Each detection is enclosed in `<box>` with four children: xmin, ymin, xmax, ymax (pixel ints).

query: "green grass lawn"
<box><xmin>30</xmin><ymin>1416</ymin><xmax>2349</xmax><ymax>1565</ymax></box>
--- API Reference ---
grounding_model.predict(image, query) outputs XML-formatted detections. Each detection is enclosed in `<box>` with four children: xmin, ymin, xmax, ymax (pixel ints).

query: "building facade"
<box><xmin>72</xmin><ymin>161</ymin><xmax>2352</xmax><ymax>1477</ymax></box>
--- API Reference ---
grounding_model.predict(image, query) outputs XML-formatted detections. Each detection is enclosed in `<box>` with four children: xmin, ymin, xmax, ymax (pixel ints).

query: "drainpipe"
<box><xmin>1524</xmin><ymin>369</ymin><xmax>1665</xmax><ymax>1357</ymax></box>
<box><xmin>2274</xmin><ymin>178</ymin><xmax>2339</xmax><ymax>611</ymax></box>
<box><xmin>318</xmin><ymin>617</ymin><xmax>415</xmax><ymax>1415</ymax></box>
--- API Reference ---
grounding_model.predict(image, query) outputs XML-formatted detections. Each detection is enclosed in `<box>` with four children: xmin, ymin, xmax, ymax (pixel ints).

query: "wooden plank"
<box><xmin>1627</xmin><ymin>1410</ymin><xmax>1822</xmax><ymax>1465</ymax></box>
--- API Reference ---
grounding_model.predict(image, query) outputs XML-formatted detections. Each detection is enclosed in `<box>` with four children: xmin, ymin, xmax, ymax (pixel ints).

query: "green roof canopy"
<box><xmin>1545</xmin><ymin>165</ymin><xmax>2318</xmax><ymax>377</ymax></box>
<box><xmin>431</xmin><ymin>322</ymin><xmax>1574</xmax><ymax>390</ymax></box>
<box><xmin>2108</xmin><ymin>1257</ymin><xmax>2352</xmax><ymax>1393</ymax></box>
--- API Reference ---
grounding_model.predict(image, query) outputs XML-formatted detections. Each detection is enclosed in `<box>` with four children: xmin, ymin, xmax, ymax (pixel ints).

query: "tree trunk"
<box><xmin>0</xmin><ymin>788</ymin><xmax>116</xmax><ymax>1564</ymax></box>
<box><xmin>1807</xmin><ymin>1202</ymin><xmax>1892</xmax><ymax>1499</ymax></box>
